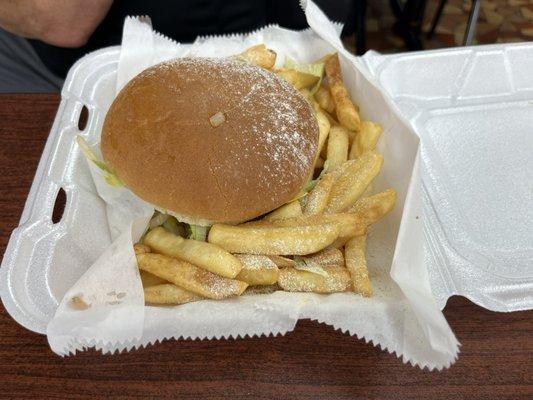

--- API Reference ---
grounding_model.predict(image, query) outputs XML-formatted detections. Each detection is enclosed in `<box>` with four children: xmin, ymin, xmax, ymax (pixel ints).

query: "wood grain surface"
<box><xmin>0</xmin><ymin>94</ymin><xmax>531</xmax><ymax>400</ymax></box>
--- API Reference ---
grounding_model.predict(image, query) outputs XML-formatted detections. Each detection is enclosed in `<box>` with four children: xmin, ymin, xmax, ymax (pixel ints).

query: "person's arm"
<box><xmin>0</xmin><ymin>0</ymin><xmax>113</xmax><ymax>47</ymax></box>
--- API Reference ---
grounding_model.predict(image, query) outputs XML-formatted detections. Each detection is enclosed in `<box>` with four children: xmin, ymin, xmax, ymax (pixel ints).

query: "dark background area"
<box><xmin>343</xmin><ymin>0</ymin><xmax>533</xmax><ymax>53</ymax></box>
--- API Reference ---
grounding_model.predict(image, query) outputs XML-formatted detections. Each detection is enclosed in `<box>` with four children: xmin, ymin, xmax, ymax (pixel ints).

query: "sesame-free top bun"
<box><xmin>101</xmin><ymin>57</ymin><xmax>319</xmax><ymax>225</ymax></box>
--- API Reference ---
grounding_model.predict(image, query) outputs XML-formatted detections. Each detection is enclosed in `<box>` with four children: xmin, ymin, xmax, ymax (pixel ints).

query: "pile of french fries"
<box><xmin>136</xmin><ymin>45</ymin><xmax>397</xmax><ymax>305</ymax></box>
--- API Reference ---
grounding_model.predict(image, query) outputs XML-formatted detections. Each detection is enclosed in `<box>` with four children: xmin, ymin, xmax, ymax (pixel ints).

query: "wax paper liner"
<box><xmin>46</xmin><ymin>0</ymin><xmax>459</xmax><ymax>370</ymax></box>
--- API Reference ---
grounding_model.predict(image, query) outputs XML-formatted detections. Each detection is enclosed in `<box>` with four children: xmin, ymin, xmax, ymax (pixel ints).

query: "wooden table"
<box><xmin>0</xmin><ymin>94</ymin><xmax>531</xmax><ymax>399</ymax></box>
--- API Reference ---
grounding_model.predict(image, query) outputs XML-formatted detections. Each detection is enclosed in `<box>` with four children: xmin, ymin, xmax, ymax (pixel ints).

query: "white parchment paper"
<box><xmin>47</xmin><ymin>0</ymin><xmax>459</xmax><ymax>369</ymax></box>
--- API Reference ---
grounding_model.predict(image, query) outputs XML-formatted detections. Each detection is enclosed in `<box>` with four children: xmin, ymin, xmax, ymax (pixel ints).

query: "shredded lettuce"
<box><xmin>76</xmin><ymin>136</ymin><xmax>122</xmax><ymax>187</ymax></box>
<box><xmin>303</xmin><ymin>179</ymin><xmax>318</xmax><ymax>193</ymax></box>
<box><xmin>149</xmin><ymin>211</ymin><xmax>169</xmax><ymax>230</ymax></box>
<box><xmin>293</xmin><ymin>160</ymin><xmax>330</xmax><ymax>202</ymax></box>
<box><xmin>294</xmin><ymin>256</ymin><xmax>329</xmax><ymax>277</ymax></box>
<box><xmin>283</xmin><ymin>56</ymin><xmax>325</xmax><ymax>94</ymax></box>
<box><xmin>163</xmin><ymin>216</ymin><xmax>185</xmax><ymax>237</ymax></box>
<box><xmin>188</xmin><ymin>224</ymin><xmax>208</xmax><ymax>241</ymax></box>
<box><xmin>145</xmin><ymin>211</ymin><xmax>188</xmax><ymax>238</ymax></box>
<box><xmin>284</xmin><ymin>56</ymin><xmax>325</xmax><ymax>78</ymax></box>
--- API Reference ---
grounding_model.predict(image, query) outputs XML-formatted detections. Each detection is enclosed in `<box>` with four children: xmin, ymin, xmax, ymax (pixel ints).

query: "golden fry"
<box><xmin>137</xmin><ymin>253</ymin><xmax>248</xmax><ymax>299</ymax></box>
<box><xmin>144</xmin><ymin>284</ymin><xmax>203</xmax><ymax>305</ymax></box>
<box><xmin>260</xmin><ymin>213</ymin><xmax>365</xmax><ymax>241</ymax></box>
<box><xmin>306</xmin><ymin>248</ymin><xmax>344</xmax><ymax>268</ymax></box>
<box><xmin>277</xmin><ymin>266</ymin><xmax>351</xmax><ymax>293</ymax></box>
<box><xmin>235</xmin><ymin>254</ymin><xmax>279</xmax><ymax>285</ymax></box>
<box><xmin>134</xmin><ymin>243</ymin><xmax>151</xmax><ymax>255</ymax></box>
<box><xmin>325</xmin><ymin>152</ymin><xmax>384</xmax><ymax>213</ymax></box>
<box><xmin>349</xmin><ymin>121</ymin><xmax>382</xmax><ymax>160</ymax></box>
<box><xmin>276</xmin><ymin>68</ymin><xmax>320</xmax><ymax>89</ymax></box>
<box><xmin>238</xmin><ymin>44</ymin><xmax>276</xmax><ymax>69</ymax></box>
<box><xmin>322</xmin><ymin>108</ymin><xmax>338</xmax><ymax>126</ymax></box>
<box><xmin>315</xmin><ymin>108</ymin><xmax>331</xmax><ymax>160</ymax></box>
<box><xmin>303</xmin><ymin>174</ymin><xmax>334</xmax><ymax>215</ymax></box>
<box><xmin>208</xmin><ymin>222</ymin><xmax>341</xmax><ymax>255</ymax></box>
<box><xmin>325</xmin><ymin>125</ymin><xmax>349</xmax><ymax>172</ymax></box>
<box><xmin>140</xmin><ymin>270</ymin><xmax>167</xmax><ymax>287</ymax></box>
<box><xmin>314</xmin><ymin>83</ymin><xmax>335</xmax><ymax>113</ymax></box>
<box><xmin>265</xmin><ymin>201</ymin><xmax>302</xmax><ymax>221</ymax></box>
<box><xmin>330</xmin><ymin>124</ymin><xmax>356</xmax><ymax>146</ymax></box>
<box><xmin>268</xmin><ymin>255</ymin><xmax>296</xmax><ymax>268</ymax></box>
<box><xmin>348</xmin><ymin>188</ymin><xmax>396</xmax><ymax>225</ymax></box>
<box><xmin>144</xmin><ymin>227</ymin><xmax>242</xmax><ymax>278</ymax></box>
<box><xmin>325</xmin><ymin>54</ymin><xmax>361</xmax><ymax>131</ymax></box>
<box><xmin>329</xmin><ymin>236</ymin><xmax>354</xmax><ymax>250</ymax></box>
<box><xmin>345</xmin><ymin>235</ymin><xmax>373</xmax><ymax>297</ymax></box>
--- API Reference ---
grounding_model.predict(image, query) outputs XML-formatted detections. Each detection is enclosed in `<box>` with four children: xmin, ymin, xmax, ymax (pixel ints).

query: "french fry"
<box><xmin>258</xmin><ymin>213</ymin><xmax>366</xmax><ymax>241</ymax></box>
<box><xmin>328</xmin><ymin>236</ymin><xmax>355</xmax><ymax>250</ymax></box>
<box><xmin>303</xmin><ymin>174</ymin><xmax>334</xmax><ymax>215</ymax></box>
<box><xmin>321</xmin><ymin>108</ymin><xmax>339</xmax><ymax>126</ymax></box>
<box><xmin>276</xmin><ymin>68</ymin><xmax>320</xmax><ymax>89</ymax></box>
<box><xmin>345</xmin><ymin>235</ymin><xmax>373</xmax><ymax>297</ymax></box>
<box><xmin>314</xmin><ymin>83</ymin><xmax>335</xmax><ymax>113</ymax></box>
<box><xmin>134</xmin><ymin>243</ymin><xmax>151</xmax><ymax>255</ymax></box>
<box><xmin>208</xmin><ymin>222</ymin><xmax>341</xmax><ymax>255</ymax></box>
<box><xmin>137</xmin><ymin>253</ymin><xmax>248</xmax><ymax>299</ymax></box>
<box><xmin>348</xmin><ymin>188</ymin><xmax>396</xmax><ymax>225</ymax></box>
<box><xmin>325</xmin><ymin>54</ymin><xmax>361</xmax><ymax>131</ymax></box>
<box><xmin>325</xmin><ymin>125</ymin><xmax>349</xmax><ymax>172</ymax></box>
<box><xmin>235</xmin><ymin>254</ymin><xmax>279</xmax><ymax>285</ymax></box>
<box><xmin>315</xmin><ymin>108</ymin><xmax>331</xmax><ymax>159</ymax></box>
<box><xmin>307</xmin><ymin>248</ymin><xmax>344</xmax><ymax>268</ymax></box>
<box><xmin>144</xmin><ymin>227</ymin><xmax>243</xmax><ymax>279</ymax></box>
<box><xmin>243</xmin><ymin>284</ymin><xmax>280</xmax><ymax>296</ymax></box>
<box><xmin>268</xmin><ymin>255</ymin><xmax>296</xmax><ymax>268</ymax></box>
<box><xmin>326</xmin><ymin>213</ymin><xmax>368</xmax><ymax>248</ymax></box>
<box><xmin>250</xmin><ymin>213</ymin><xmax>365</xmax><ymax>238</ymax></box>
<box><xmin>265</xmin><ymin>201</ymin><xmax>302</xmax><ymax>221</ymax></box>
<box><xmin>349</xmin><ymin>121</ymin><xmax>382</xmax><ymax>160</ymax></box>
<box><xmin>278</xmin><ymin>266</ymin><xmax>351</xmax><ymax>293</ymax></box>
<box><xmin>144</xmin><ymin>284</ymin><xmax>203</xmax><ymax>305</ymax></box>
<box><xmin>140</xmin><ymin>270</ymin><xmax>167</xmax><ymax>287</ymax></box>
<box><xmin>330</xmin><ymin>124</ymin><xmax>356</xmax><ymax>146</ymax></box>
<box><xmin>325</xmin><ymin>152</ymin><xmax>384</xmax><ymax>213</ymax></box>
<box><xmin>293</xmin><ymin>256</ymin><xmax>329</xmax><ymax>276</ymax></box>
<box><xmin>238</xmin><ymin>44</ymin><xmax>276</xmax><ymax>69</ymax></box>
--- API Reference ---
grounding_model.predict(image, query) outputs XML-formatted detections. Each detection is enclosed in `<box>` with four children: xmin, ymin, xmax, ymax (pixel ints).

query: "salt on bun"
<box><xmin>101</xmin><ymin>57</ymin><xmax>319</xmax><ymax>225</ymax></box>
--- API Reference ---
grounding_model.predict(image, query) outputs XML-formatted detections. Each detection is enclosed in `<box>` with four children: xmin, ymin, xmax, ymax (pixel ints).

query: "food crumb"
<box><xmin>70</xmin><ymin>296</ymin><xmax>91</xmax><ymax>310</ymax></box>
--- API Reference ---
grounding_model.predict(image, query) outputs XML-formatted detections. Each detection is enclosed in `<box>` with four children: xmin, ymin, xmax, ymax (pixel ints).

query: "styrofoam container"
<box><xmin>363</xmin><ymin>43</ymin><xmax>533</xmax><ymax>312</ymax></box>
<box><xmin>0</xmin><ymin>47</ymin><xmax>122</xmax><ymax>333</ymax></box>
<box><xmin>1</xmin><ymin>41</ymin><xmax>531</xmax><ymax>337</ymax></box>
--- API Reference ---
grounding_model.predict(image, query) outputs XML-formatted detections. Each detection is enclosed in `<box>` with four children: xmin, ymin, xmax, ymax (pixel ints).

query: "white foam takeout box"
<box><xmin>361</xmin><ymin>43</ymin><xmax>533</xmax><ymax>312</ymax></box>
<box><xmin>0</xmin><ymin>9</ymin><xmax>531</xmax><ymax>363</ymax></box>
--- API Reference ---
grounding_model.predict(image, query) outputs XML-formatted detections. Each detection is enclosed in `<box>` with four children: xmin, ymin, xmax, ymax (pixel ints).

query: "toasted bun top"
<box><xmin>101</xmin><ymin>57</ymin><xmax>319</xmax><ymax>224</ymax></box>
